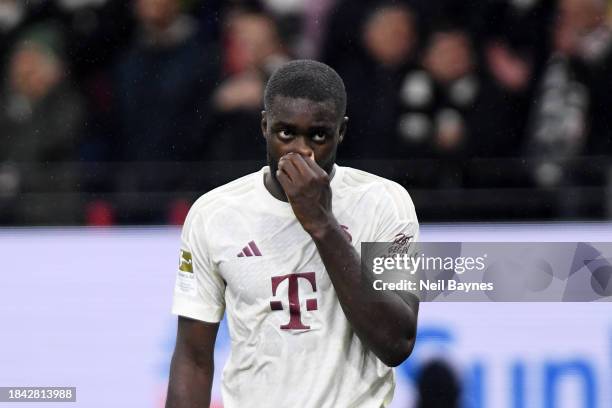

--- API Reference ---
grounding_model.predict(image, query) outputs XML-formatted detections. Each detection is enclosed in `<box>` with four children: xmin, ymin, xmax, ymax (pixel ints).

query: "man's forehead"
<box><xmin>268</xmin><ymin>96</ymin><xmax>339</xmax><ymax>123</ymax></box>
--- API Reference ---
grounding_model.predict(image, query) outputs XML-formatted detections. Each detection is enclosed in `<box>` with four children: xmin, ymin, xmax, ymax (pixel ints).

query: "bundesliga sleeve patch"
<box><xmin>176</xmin><ymin>250</ymin><xmax>196</xmax><ymax>296</ymax></box>
<box><xmin>179</xmin><ymin>250</ymin><xmax>193</xmax><ymax>273</ymax></box>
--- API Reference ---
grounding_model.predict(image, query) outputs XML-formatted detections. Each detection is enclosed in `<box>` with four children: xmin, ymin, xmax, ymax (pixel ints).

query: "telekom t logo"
<box><xmin>269</xmin><ymin>272</ymin><xmax>318</xmax><ymax>330</ymax></box>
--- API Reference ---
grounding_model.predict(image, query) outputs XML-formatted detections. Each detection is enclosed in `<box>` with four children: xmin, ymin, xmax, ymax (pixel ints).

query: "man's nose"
<box><xmin>290</xmin><ymin>136</ymin><xmax>314</xmax><ymax>159</ymax></box>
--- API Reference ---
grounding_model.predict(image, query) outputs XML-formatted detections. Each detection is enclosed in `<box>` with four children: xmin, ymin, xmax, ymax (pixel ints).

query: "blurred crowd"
<box><xmin>0</xmin><ymin>0</ymin><xmax>611</xmax><ymax>224</ymax></box>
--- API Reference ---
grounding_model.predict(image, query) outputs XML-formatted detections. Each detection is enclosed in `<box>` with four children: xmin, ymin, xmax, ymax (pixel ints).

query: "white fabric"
<box><xmin>172</xmin><ymin>165</ymin><xmax>419</xmax><ymax>408</ymax></box>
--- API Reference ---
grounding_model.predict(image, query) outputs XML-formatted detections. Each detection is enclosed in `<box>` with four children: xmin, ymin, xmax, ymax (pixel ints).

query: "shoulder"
<box><xmin>340</xmin><ymin>166</ymin><xmax>400</xmax><ymax>189</ymax></box>
<box><xmin>340</xmin><ymin>166</ymin><xmax>415</xmax><ymax>206</ymax></box>
<box><xmin>183</xmin><ymin>170</ymin><xmax>261</xmax><ymax>231</ymax></box>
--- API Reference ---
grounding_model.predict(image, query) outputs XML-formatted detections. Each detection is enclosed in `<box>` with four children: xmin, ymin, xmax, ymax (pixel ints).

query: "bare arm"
<box><xmin>277</xmin><ymin>154</ymin><xmax>418</xmax><ymax>367</ymax></box>
<box><xmin>165</xmin><ymin>316</ymin><xmax>219</xmax><ymax>408</ymax></box>
<box><xmin>310</xmin><ymin>223</ymin><xmax>418</xmax><ymax>367</ymax></box>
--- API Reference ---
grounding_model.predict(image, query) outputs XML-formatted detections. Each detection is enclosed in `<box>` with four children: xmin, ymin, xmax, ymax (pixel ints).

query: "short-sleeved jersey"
<box><xmin>172</xmin><ymin>165</ymin><xmax>419</xmax><ymax>408</ymax></box>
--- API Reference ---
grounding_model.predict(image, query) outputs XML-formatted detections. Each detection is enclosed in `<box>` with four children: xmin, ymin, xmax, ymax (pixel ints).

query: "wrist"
<box><xmin>306</xmin><ymin>217</ymin><xmax>340</xmax><ymax>241</ymax></box>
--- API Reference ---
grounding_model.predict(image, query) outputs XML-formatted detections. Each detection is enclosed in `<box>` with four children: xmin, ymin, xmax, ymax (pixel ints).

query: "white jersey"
<box><xmin>172</xmin><ymin>165</ymin><xmax>419</xmax><ymax>408</ymax></box>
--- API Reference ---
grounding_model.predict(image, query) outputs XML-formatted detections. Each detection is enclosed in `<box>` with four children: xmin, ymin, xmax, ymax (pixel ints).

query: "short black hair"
<box><xmin>264</xmin><ymin>59</ymin><xmax>347</xmax><ymax>119</ymax></box>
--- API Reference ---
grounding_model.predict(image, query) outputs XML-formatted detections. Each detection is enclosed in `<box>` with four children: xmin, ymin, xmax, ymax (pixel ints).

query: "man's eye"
<box><xmin>312</xmin><ymin>133</ymin><xmax>327</xmax><ymax>143</ymax></box>
<box><xmin>278</xmin><ymin>130</ymin><xmax>293</xmax><ymax>139</ymax></box>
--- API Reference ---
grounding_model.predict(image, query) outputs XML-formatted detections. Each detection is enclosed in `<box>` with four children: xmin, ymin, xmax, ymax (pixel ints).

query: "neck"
<box><xmin>264</xmin><ymin>171</ymin><xmax>288</xmax><ymax>202</ymax></box>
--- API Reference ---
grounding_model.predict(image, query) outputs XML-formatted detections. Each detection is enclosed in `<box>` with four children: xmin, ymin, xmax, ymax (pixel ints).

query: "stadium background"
<box><xmin>0</xmin><ymin>0</ymin><xmax>611</xmax><ymax>407</ymax></box>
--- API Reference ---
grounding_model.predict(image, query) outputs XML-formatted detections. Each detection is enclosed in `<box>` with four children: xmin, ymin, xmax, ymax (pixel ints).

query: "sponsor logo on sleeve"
<box><xmin>179</xmin><ymin>250</ymin><xmax>193</xmax><ymax>273</ymax></box>
<box><xmin>176</xmin><ymin>250</ymin><xmax>196</xmax><ymax>296</ymax></box>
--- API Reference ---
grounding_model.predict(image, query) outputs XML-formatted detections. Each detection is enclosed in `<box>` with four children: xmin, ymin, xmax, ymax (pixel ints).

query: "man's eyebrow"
<box><xmin>270</xmin><ymin>121</ymin><xmax>295</xmax><ymax>128</ymax></box>
<box><xmin>270</xmin><ymin>121</ymin><xmax>335</xmax><ymax>133</ymax></box>
<box><xmin>310</xmin><ymin>125</ymin><xmax>335</xmax><ymax>132</ymax></box>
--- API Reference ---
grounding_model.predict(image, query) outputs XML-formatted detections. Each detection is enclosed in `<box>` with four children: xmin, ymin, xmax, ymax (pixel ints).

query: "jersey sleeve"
<box><xmin>373</xmin><ymin>181</ymin><xmax>419</xmax><ymax>245</ymax></box>
<box><xmin>372</xmin><ymin>181</ymin><xmax>421</xmax><ymax>300</ymax></box>
<box><xmin>171</xmin><ymin>210</ymin><xmax>226</xmax><ymax>323</ymax></box>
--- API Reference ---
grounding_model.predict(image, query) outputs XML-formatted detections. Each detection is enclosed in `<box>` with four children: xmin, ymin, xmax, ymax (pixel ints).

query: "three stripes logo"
<box><xmin>237</xmin><ymin>241</ymin><xmax>262</xmax><ymax>257</ymax></box>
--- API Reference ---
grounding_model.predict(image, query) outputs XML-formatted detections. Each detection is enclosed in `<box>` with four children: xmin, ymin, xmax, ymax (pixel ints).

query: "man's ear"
<box><xmin>261</xmin><ymin>110</ymin><xmax>267</xmax><ymax>140</ymax></box>
<box><xmin>338</xmin><ymin>116</ymin><xmax>348</xmax><ymax>144</ymax></box>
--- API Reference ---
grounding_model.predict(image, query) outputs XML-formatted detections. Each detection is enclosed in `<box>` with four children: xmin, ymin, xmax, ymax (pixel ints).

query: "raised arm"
<box><xmin>276</xmin><ymin>154</ymin><xmax>418</xmax><ymax>367</ymax></box>
<box><xmin>309</xmin><ymin>222</ymin><xmax>418</xmax><ymax>367</ymax></box>
<box><xmin>165</xmin><ymin>317</ymin><xmax>219</xmax><ymax>408</ymax></box>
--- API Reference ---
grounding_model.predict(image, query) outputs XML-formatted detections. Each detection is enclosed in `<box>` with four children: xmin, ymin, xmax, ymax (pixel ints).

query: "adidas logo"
<box><xmin>237</xmin><ymin>241</ymin><xmax>262</xmax><ymax>257</ymax></box>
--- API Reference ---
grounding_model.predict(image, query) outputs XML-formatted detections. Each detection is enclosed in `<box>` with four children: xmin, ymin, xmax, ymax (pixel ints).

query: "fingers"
<box><xmin>279</xmin><ymin>153</ymin><xmax>317</xmax><ymax>181</ymax></box>
<box><xmin>277</xmin><ymin>153</ymin><xmax>329</xmax><ymax>197</ymax></box>
<box><xmin>292</xmin><ymin>154</ymin><xmax>319</xmax><ymax>180</ymax></box>
<box><xmin>276</xmin><ymin>167</ymin><xmax>293</xmax><ymax>196</ymax></box>
<box><xmin>301</xmin><ymin>153</ymin><xmax>328</xmax><ymax>178</ymax></box>
<box><xmin>277</xmin><ymin>153</ymin><xmax>299</xmax><ymax>182</ymax></box>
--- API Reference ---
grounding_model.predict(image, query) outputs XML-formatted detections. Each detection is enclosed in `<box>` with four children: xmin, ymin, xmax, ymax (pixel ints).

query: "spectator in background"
<box><xmin>0</xmin><ymin>22</ymin><xmax>83</xmax><ymax>223</ymax></box>
<box><xmin>391</xmin><ymin>22</ymin><xmax>482</xmax><ymax>190</ymax></box>
<box><xmin>415</xmin><ymin>359</ymin><xmax>461</xmax><ymax>408</ymax></box>
<box><xmin>203</xmin><ymin>6</ymin><xmax>289</xmax><ymax>161</ymax></box>
<box><xmin>335</xmin><ymin>2</ymin><xmax>419</xmax><ymax>159</ymax></box>
<box><xmin>292</xmin><ymin>0</ymin><xmax>337</xmax><ymax>59</ymax></box>
<box><xmin>56</xmin><ymin>0</ymin><xmax>135</xmax><ymax>165</ymax></box>
<box><xmin>114</xmin><ymin>0</ymin><xmax>218</xmax><ymax>163</ymax></box>
<box><xmin>466</xmin><ymin>0</ymin><xmax>555</xmax><ymax>161</ymax></box>
<box><xmin>111</xmin><ymin>0</ymin><xmax>220</xmax><ymax>223</ymax></box>
<box><xmin>527</xmin><ymin>0</ymin><xmax>612</xmax><ymax>189</ymax></box>
<box><xmin>321</xmin><ymin>0</ymin><xmax>399</xmax><ymax>71</ymax></box>
<box><xmin>401</xmin><ymin>25</ymin><xmax>477</xmax><ymax>160</ymax></box>
<box><xmin>257</xmin><ymin>0</ymin><xmax>334</xmax><ymax>60</ymax></box>
<box><xmin>471</xmin><ymin>39</ymin><xmax>533</xmax><ymax>158</ymax></box>
<box><xmin>258</xmin><ymin>0</ymin><xmax>305</xmax><ymax>55</ymax></box>
<box><xmin>0</xmin><ymin>22</ymin><xmax>83</xmax><ymax>164</ymax></box>
<box><xmin>0</xmin><ymin>0</ymin><xmax>58</xmax><ymax>69</ymax></box>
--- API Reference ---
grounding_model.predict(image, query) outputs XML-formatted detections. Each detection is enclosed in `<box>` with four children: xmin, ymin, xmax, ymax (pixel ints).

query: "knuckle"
<box><xmin>306</xmin><ymin>178</ymin><xmax>316</xmax><ymax>189</ymax></box>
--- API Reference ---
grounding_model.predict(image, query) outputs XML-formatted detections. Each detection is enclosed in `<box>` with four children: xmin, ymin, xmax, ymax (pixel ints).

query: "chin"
<box><xmin>321</xmin><ymin>160</ymin><xmax>335</xmax><ymax>174</ymax></box>
<box><xmin>320</xmin><ymin>153</ymin><xmax>336</xmax><ymax>174</ymax></box>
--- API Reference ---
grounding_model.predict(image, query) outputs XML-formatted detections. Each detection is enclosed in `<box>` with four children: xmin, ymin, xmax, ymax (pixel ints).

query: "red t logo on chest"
<box><xmin>269</xmin><ymin>272</ymin><xmax>318</xmax><ymax>330</ymax></box>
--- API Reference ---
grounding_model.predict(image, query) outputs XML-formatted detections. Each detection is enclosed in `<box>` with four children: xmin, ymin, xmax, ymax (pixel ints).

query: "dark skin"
<box><xmin>166</xmin><ymin>317</ymin><xmax>218</xmax><ymax>407</ymax></box>
<box><xmin>166</xmin><ymin>95</ymin><xmax>418</xmax><ymax>407</ymax></box>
